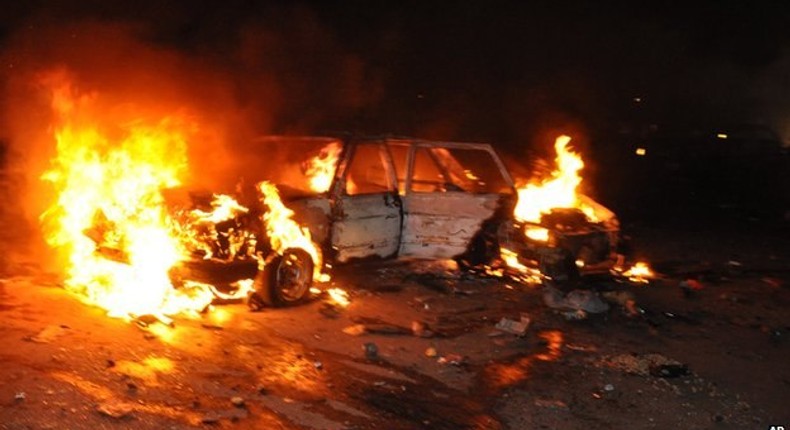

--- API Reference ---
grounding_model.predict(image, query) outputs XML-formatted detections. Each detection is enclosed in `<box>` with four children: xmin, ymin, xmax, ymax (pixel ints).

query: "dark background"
<box><xmin>1</xmin><ymin>0</ymin><xmax>789</xmax><ymax>224</ymax></box>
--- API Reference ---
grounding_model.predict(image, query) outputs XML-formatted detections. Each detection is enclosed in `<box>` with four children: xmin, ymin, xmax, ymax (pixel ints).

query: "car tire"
<box><xmin>250</xmin><ymin>248</ymin><xmax>314</xmax><ymax>308</ymax></box>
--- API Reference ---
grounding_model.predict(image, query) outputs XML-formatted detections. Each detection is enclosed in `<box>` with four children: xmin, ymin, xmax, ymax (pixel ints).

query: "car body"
<box><xmin>179</xmin><ymin>135</ymin><xmax>621</xmax><ymax>305</ymax></box>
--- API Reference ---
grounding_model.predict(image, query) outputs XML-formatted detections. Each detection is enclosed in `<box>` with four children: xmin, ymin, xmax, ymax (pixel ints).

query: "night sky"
<box><xmin>2</xmin><ymin>1</ymin><xmax>790</xmax><ymax>155</ymax></box>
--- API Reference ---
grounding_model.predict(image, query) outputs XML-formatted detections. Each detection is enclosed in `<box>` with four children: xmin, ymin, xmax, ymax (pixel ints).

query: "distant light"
<box><xmin>635</xmin><ymin>147</ymin><xmax>647</xmax><ymax>156</ymax></box>
<box><xmin>633</xmin><ymin>97</ymin><xmax>642</xmax><ymax>103</ymax></box>
<box><xmin>716</xmin><ymin>133</ymin><xmax>728</xmax><ymax>139</ymax></box>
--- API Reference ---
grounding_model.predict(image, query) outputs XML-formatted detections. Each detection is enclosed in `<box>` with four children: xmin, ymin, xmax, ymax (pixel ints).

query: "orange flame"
<box><xmin>257</xmin><ymin>181</ymin><xmax>326</xmax><ymax>281</ymax></box>
<box><xmin>326</xmin><ymin>288</ymin><xmax>350</xmax><ymax>307</ymax></box>
<box><xmin>39</xmin><ymin>74</ymin><xmax>214</xmax><ymax>319</ymax></box>
<box><xmin>304</xmin><ymin>142</ymin><xmax>342</xmax><ymax>193</ymax></box>
<box><xmin>621</xmin><ymin>261</ymin><xmax>654</xmax><ymax>284</ymax></box>
<box><xmin>514</xmin><ymin>135</ymin><xmax>598</xmax><ymax>224</ymax></box>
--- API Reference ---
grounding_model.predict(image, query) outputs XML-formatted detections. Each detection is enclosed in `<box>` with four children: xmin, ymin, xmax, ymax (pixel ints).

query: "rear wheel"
<box><xmin>248</xmin><ymin>248</ymin><xmax>314</xmax><ymax>308</ymax></box>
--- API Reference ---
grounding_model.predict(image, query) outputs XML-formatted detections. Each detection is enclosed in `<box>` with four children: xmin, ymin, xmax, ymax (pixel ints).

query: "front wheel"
<box><xmin>249</xmin><ymin>248</ymin><xmax>314</xmax><ymax>308</ymax></box>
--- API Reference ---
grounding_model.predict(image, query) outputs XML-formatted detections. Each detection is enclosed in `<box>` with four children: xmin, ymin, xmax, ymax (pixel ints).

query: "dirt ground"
<box><xmin>1</xmin><ymin>218</ymin><xmax>788</xmax><ymax>429</ymax></box>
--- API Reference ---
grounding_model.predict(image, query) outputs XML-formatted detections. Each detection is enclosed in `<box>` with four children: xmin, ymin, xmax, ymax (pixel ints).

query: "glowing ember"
<box><xmin>622</xmin><ymin>262</ymin><xmax>654</xmax><ymax>284</ymax></box>
<box><xmin>326</xmin><ymin>288</ymin><xmax>350</xmax><ymax>307</ymax></box>
<box><xmin>39</xmin><ymin>73</ymin><xmax>215</xmax><ymax>319</ymax></box>
<box><xmin>514</xmin><ymin>135</ymin><xmax>598</xmax><ymax>224</ymax></box>
<box><xmin>257</xmin><ymin>181</ymin><xmax>326</xmax><ymax>280</ymax></box>
<box><xmin>304</xmin><ymin>142</ymin><xmax>342</xmax><ymax>193</ymax></box>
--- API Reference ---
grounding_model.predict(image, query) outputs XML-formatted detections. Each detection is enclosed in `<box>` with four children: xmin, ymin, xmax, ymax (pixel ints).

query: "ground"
<box><xmin>0</xmin><ymin>219</ymin><xmax>788</xmax><ymax>429</ymax></box>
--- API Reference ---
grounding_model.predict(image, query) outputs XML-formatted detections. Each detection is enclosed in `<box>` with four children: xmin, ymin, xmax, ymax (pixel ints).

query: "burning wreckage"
<box><xmin>175</xmin><ymin>135</ymin><xmax>625</xmax><ymax>310</ymax></box>
<box><xmin>40</xmin><ymin>82</ymin><xmax>632</xmax><ymax>321</ymax></box>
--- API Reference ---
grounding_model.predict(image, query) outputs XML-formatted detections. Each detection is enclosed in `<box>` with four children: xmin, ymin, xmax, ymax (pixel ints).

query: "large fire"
<box><xmin>39</xmin><ymin>75</ymin><xmax>331</xmax><ymax>320</ymax></box>
<box><xmin>513</xmin><ymin>135</ymin><xmax>598</xmax><ymax>224</ymax></box>
<box><xmin>39</xmin><ymin>74</ymin><xmax>215</xmax><ymax>319</ymax></box>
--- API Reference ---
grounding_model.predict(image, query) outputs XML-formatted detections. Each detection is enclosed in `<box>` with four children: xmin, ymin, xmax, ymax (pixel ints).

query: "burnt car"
<box><xmin>176</xmin><ymin>136</ymin><xmax>621</xmax><ymax>306</ymax></box>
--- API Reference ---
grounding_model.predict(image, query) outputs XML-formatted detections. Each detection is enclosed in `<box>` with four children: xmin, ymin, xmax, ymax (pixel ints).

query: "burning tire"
<box><xmin>250</xmin><ymin>248</ymin><xmax>314</xmax><ymax>308</ymax></box>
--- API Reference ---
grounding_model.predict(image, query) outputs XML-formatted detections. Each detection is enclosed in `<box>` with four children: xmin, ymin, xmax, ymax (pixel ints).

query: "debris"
<box><xmin>342</xmin><ymin>324</ymin><xmax>367</xmax><ymax>336</ymax></box>
<box><xmin>437</xmin><ymin>354</ymin><xmax>466</xmax><ymax>366</ymax></box>
<box><xmin>564</xmin><ymin>343</ymin><xmax>597</xmax><ymax>352</ymax></box>
<box><xmin>14</xmin><ymin>392</ymin><xmax>25</xmax><ymax>402</ymax></box>
<box><xmin>96</xmin><ymin>400</ymin><xmax>134</xmax><ymax>419</ymax></box>
<box><xmin>256</xmin><ymin>385</ymin><xmax>268</xmax><ymax>395</ymax></box>
<box><xmin>230</xmin><ymin>397</ymin><xmax>246</xmax><ymax>408</ymax></box>
<box><xmin>26</xmin><ymin>325</ymin><xmax>70</xmax><ymax>343</ymax></box>
<box><xmin>201</xmin><ymin>323</ymin><xmax>224</xmax><ymax>330</ymax></box>
<box><xmin>602</xmin><ymin>290</ymin><xmax>641</xmax><ymax>317</ymax></box>
<box><xmin>543</xmin><ymin>287</ymin><xmax>609</xmax><ymax>313</ymax></box>
<box><xmin>363</xmin><ymin>342</ymin><xmax>379</xmax><ymax>360</ymax></box>
<box><xmin>494</xmin><ymin>314</ymin><xmax>531</xmax><ymax>336</ymax></box>
<box><xmin>533</xmin><ymin>398</ymin><xmax>568</xmax><ymax>409</ymax></box>
<box><xmin>680</xmin><ymin>279</ymin><xmax>705</xmax><ymax>297</ymax></box>
<box><xmin>411</xmin><ymin>321</ymin><xmax>435</xmax><ymax>338</ymax></box>
<box><xmin>603</xmin><ymin>384</ymin><xmax>615</xmax><ymax>392</ymax></box>
<box><xmin>424</xmin><ymin>347</ymin><xmax>438</xmax><ymax>358</ymax></box>
<box><xmin>313</xmin><ymin>361</ymin><xmax>323</xmax><ymax>370</ymax></box>
<box><xmin>761</xmin><ymin>277</ymin><xmax>783</xmax><ymax>288</ymax></box>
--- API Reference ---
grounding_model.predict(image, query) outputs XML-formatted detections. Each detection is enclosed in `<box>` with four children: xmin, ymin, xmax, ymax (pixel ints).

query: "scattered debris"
<box><xmin>96</xmin><ymin>400</ymin><xmax>134</xmax><ymax>419</ymax></box>
<box><xmin>494</xmin><ymin>314</ymin><xmax>531</xmax><ymax>336</ymax></box>
<box><xmin>14</xmin><ymin>392</ymin><xmax>25</xmax><ymax>402</ymax></box>
<box><xmin>342</xmin><ymin>324</ymin><xmax>367</xmax><ymax>336</ymax></box>
<box><xmin>424</xmin><ymin>347</ymin><xmax>438</xmax><ymax>358</ymax></box>
<box><xmin>543</xmin><ymin>287</ymin><xmax>609</xmax><ymax>313</ymax></box>
<box><xmin>201</xmin><ymin>322</ymin><xmax>224</xmax><ymax>330</ymax></box>
<box><xmin>602</xmin><ymin>290</ymin><xmax>642</xmax><ymax>317</ymax></box>
<box><xmin>26</xmin><ymin>325</ymin><xmax>70</xmax><ymax>343</ymax></box>
<box><xmin>313</xmin><ymin>361</ymin><xmax>323</xmax><ymax>370</ymax></box>
<box><xmin>603</xmin><ymin>383</ymin><xmax>615</xmax><ymax>392</ymax></box>
<box><xmin>363</xmin><ymin>342</ymin><xmax>379</xmax><ymax>360</ymax></box>
<box><xmin>230</xmin><ymin>397</ymin><xmax>246</xmax><ymax>408</ymax></box>
<box><xmin>564</xmin><ymin>343</ymin><xmax>597</xmax><ymax>352</ymax></box>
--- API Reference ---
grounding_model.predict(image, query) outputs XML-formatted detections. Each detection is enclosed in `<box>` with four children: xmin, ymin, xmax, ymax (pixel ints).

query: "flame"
<box><xmin>304</xmin><ymin>142</ymin><xmax>342</xmax><ymax>193</ymax></box>
<box><xmin>525</xmin><ymin>226</ymin><xmax>549</xmax><ymax>242</ymax></box>
<box><xmin>514</xmin><ymin>135</ymin><xmax>598</xmax><ymax>224</ymax></box>
<box><xmin>257</xmin><ymin>181</ymin><xmax>325</xmax><ymax>280</ymax></box>
<box><xmin>326</xmin><ymin>288</ymin><xmax>350</xmax><ymax>307</ymax></box>
<box><xmin>621</xmin><ymin>261</ymin><xmax>654</xmax><ymax>284</ymax></box>
<box><xmin>174</xmin><ymin>194</ymin><xmax>255</xmax><ymax>260</ymax></box>
<box><xmin>39</xmin><ymin>74</ymin><xmax>216</xmax><ymax>319</ymax></box>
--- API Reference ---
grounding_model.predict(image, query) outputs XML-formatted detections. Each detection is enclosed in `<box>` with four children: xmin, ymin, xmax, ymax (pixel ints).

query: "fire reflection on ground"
<box><xmin>483</xmin><ymin>330</ymin><xmax>564</xmax><ymax>390</ymax></box>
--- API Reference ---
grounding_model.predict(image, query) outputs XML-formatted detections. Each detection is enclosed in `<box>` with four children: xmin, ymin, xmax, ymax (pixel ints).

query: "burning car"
<box><xmin>178</xmin><ymin>135</ymin><xmax>622</xmax><ymax>308</ymax></box>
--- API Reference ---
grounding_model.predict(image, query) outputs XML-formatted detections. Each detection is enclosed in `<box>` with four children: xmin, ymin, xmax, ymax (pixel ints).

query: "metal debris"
<box><xmin>494</xmin><ymin>314</ymin><xmax>531</xmax><ymax>336</ymax></box>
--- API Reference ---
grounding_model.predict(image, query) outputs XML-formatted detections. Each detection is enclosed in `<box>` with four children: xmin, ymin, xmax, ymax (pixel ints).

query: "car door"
<box><xmin>329</xmin><ymin>141</ymin><xmax>402</xmax><ymax>262</ymax></box>
<box><xmin>398</xmin><ymin>141</ymin><xmax>514</xmax><ymax>259</ymax></box>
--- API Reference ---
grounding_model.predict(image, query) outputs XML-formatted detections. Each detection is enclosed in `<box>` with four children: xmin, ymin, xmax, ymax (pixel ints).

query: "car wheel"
<box><xmin>251</xmin><ymin>248</ymin><xmax>314</xmax><ymax>307</ymax></box>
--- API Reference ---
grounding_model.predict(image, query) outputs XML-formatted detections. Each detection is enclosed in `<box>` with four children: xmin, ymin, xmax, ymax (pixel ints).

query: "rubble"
<box><xmin>543</xmin><ymin>287</ymin><xmax>609</xmax><ymax>314</ymax></box>
<box><xmin>230</xmin><ymin>396</ymin><xmax>246</xmax><ymax>408</ymax></box>
<box><xmin>494</xmin><ymin>314</ymin><xmax>531</xmax><ymax>336</ymax></box>
<box><xmin>411</xmin><ymin>320</ymin><xmax>435</xmax><ymax>338</ymax></box>
<box><xmin>96</xmin><ymin>400</ymin><xmax>134</xmax><ymax>419</ymax></box>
